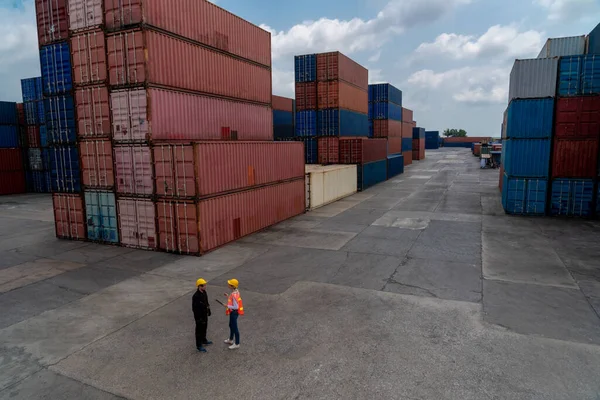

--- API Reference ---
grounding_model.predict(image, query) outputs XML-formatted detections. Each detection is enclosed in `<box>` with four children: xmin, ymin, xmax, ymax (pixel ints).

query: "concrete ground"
<box><xmin>1</xmin><ymin>148</ymin><xmax>600</xmax><ymax>400</ymax></box>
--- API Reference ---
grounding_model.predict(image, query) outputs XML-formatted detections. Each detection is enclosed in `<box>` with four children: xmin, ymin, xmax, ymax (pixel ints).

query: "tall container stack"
<box><xmin>412</xmin><ymin>127</ymin><xmax>426</xmax><ymax>160</ymax></box>
<box><xmin>0</xmin><ymin>101</ymin><xmax>26</xmax><ymax>195</ymax></box>
<box><xmin>272</xmin><ymin>95</ymin><xmax>295</xmax><ymax>140</ymax></box>
<box><xmin>401</xmin><ymin>107</ymin><xmax>415</xmax><ymax>166</ymax></box>
<box><xmin>294</xmin><ymin>54</ymin><xmax>318</xmax><ymax>163</ymax></box>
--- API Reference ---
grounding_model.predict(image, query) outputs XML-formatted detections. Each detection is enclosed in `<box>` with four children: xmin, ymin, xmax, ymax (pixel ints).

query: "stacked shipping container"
<box><xmin>273</xmin><ymin>95</ymin><xmax>295</xmax><ymax>140</ymax></box>
<box><xmin>425</xmin><ymin>131</ymin><xmax>440</xmax><ymax>150</ymax></box>
<box><xmin>401</xmin><ymin>107</ymin><xmax>415</xmax><ymax>166</ymax></box>
<box><xmin>412</xmin><ymin>127</ymin><xmax>425</xmax><ymax>160</ymax></box>
<box><xmin>0</xmin><ymin>101</ymin><xmax>26</xmax><ymax>195</ymax></box>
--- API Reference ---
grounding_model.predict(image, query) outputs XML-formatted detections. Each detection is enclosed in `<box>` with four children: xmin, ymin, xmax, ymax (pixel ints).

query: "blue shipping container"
<box><xmin>273</xmin><ymin>125</ymin><xmax>294</xmax><ymax>140</ymax></box>
<box><xmin>27</xmin><ymin>170</ymin><xmax>52</xmax><ymax>193</ymax></box>
<box><xmin>368</xmin><ymin>84</ymin><xmax>402</xmax><ymax>105</ymax></box>
<box><xmin>317</xmin><ymin>109</ymin><xmax>369</xmax><ymax>137</ymax></box>
<box><xmin>28</xmin><ymin>148</ymin><xmax>51</xmax><ymax>171</ymax></box>
<box><xmin>85</xmin><ymin>190</ymin><xmax>119</xmax><ymax>244</ymax></box>
<box><xmin>425</xmin><ymin>131</ymin><xmax>440</xmax><ymax>150</ymax></box>
<box><xmin>402</xmin><ymin>138</ymin><xmax>412</xmax><ymax>152</ymax></box>
<box><xmin>589</xmin><ymin>23</ymin><xmax>600</xmax><ymax>55</ymax></box>
<box><xmin>296</xmin><ymin>110</ymin><xmax>317</xmax><ymax>137</ymax></box>
<box><xmin>39</xmin><ymin>125</ymin><xmax>49</xmax><ymax>147</ymax></box>
<box><xmin>412</xmin><ymin>127</ymin><xmax>425</xmax><ymax>139</ymax></box>
<box><xmin>368</xmin><ymin>102</ymin><xmax>402</xmax><ymax>121</ymax></box>
<box><xmin>387</xmin><ymin>154</ymin><xmax>404</xmax><ymax>179</ymax></box>
<box><xmin>558</xmin><ymin>55</ymin><xmax>600</xmax><ymax>96</ymax></box>
<box><xmin>301</xmin><ymin>137</ymin><xmax>318</xmax><ymax>164</ymax></box>
<box><xmin>506</xmin><ymin>98</ymin><xmax>554</xmax><ymax>139</ymax></box>
<box><xmin>550</xmin><ymin>179</ymin><xmax>595</xmax><ymax>217</ymax></box>
<box><xmin>502</xmin><ymin>174</ymin><xmax>548</xmax><ymax>216</ymax></box>
<box><xmin>41</xmin><ymin>42</ymin><xmax>73</xmax><ymax>96</ymax></box>
<box><xmin>273</xmin><ymin>110</ymin><xmax>293</xmax><ymax>126</ymax></box>
<box><xmin>21</xmin><ymin>77</ymin><xmax>43</xmax><ymax>102</ymax></box>
<box><xmin>0</xmin><ymin>101</ymin><xmax>18</xmax><ymax>125</ymax></box>
<box><xmin>582</xmin><ymin>55</ymin><xmax>600</xmax><ymax>95</ymax></box>
<box><xmin>37</xmin><ymin>100</ymin><xmax>46</xmax><ymax>124</ymax></box>
<box><xmin>0</xmin><ymin>125</ymin><xmax>20</xmax><ymax>148</ymax></box>
<box><xmin>358</xmin><ymin>160</ymin><xmax>387</xmax><ymax>191</ymax></box>
<box><xmin>295</xmin><ymin>54</ymin><xmax>316</xmax><ymax>83</ymax></box>
<box><xmin>24</xmin><ymin>102</ymin><xmax>38</xmax><ymax>125</ymax></box>
<box><xmin>502</xmin><ymin>139</ymin><xmax>551</xmax><ymax>178</ymax></box>
<box><xmin>50</xmin><ymin>145</ymin><xmax>81</xmax><ymax>193</ymax></box>
<box><xmin>45</xmin><ymin>95</ymin><xmax>76</xmax><ymax>145</ymax></box>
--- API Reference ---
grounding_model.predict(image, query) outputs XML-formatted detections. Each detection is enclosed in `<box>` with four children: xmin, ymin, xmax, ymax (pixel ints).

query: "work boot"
<box><xmin>197</xmin><ymin>347</ymin><xmax>207</xmax><ymax>353</ymax></box>
<box><xmin>224</xmin><ymin>339</ymin><xmax>234</xmax><ymax>345</ymax></box>
<box><xmin>203</xmin><ymin>340</ymin><xmax>213</xmax><ymax>345</ymax></box>
<box><xmin>228</xmin><ymin>344</ymin><xmax>240</xmax><ymax>350</ymax></box>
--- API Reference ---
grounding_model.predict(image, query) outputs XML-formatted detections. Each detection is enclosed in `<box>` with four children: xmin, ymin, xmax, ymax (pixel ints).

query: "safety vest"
<box><xmin>226</xmin><ymin>291</ymin><xmax>244</xmax><ymax>315</ymax></box>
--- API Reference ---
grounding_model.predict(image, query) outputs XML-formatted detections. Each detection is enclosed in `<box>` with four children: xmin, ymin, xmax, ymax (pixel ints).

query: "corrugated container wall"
<box><xmin>85</xmin><ymin>190</ymin><xmax>119</xmax><ymax>243</ymax></box>
<box><xmin>295</xmin><ymin>82</ymin><xmax>317</xmax><ymax>111</ymax></box>
<box><xmin>50</xmin><ymin>146</ymin><xmax>82</xmax><ymax>192</ymax></box>
<box><xmin>53</xmin><ymin>193</ymin><xmax>86</xmax><ymax>240</ymax></box>
<box><xmin>502</xmin><ymin>174</ymin><xmax>548</xmax><ymax>216</ymax></box>
<box><xmin>387</xmin><ymin>154</ymin><xmax>404</xmax><ymax>178</ymax></box>
<box><xmin>71</xmin><ymin>30</ymin><xmax>108</xmax><ymax>86</ymax></box>
<box><xmin>550</xmin><ymin>179</ymin><xmax>595</xmax><ymax>217</ymax></box>
<box><xmin>0</xmin><ymin>126</ymin><xmax>19</xmax><ymax>148</ymax></box>
<box><xmin>317</xmin><ymin>81</ymin><xmax>368</xmax><ymax>113</ymax></box>
<box><xmin>372</xmin><ymin>120</ymin><xmax>402</xmax><ymax>138</ymax></box>
<box><xmin>589</xmin><ymin>23</ymin><xmax>600</xmax><ymax>55</ymax></box>
<box><xmin>0</xmin><ymin>102</ymin><xmax>17</xmax><ymax>125</ymax></box>
<box><xmin>104</xmin><ymin>0</ymin><xmax>271</xmax><ymax>67</ymax></box>
<box><xmin>317</xmin><ymin>137</ymin><xmax>339</xmax><ymax>164</ymax></box>
<box><xmin>537</xmin><ymin>36</ymin><xmax>586</xmax><ymax>58</ymax></box>
<box><xmin>296</xmin><ymin>111</ymin><xmax>317</xmax><ymax>137</ymax></box>
<box><xmin>317</xmin><ymin>109</ymin><xmax>369</xmax><ymax>137</ymax></box>
<box><xmin>40</xmin><ymin>42</ymin><xmax>73</xmax><ymax>96</ymax></box>
<box><xmin>272</xmin><ymin>95</ymin><xmax>294</xmax><ymax>112</ymax></box>
<box><xmin>503</xmin><ymin>139</ymin><xmax>551</xmax><ymax>177</ymax></box>
<box><xmin>114</xmin><ymin>145</ymin><xmax>154</xmax><ymax>196</ymax></box>
<box><xmin>68</xmin><ymin>0</ymin><xmax>103</xmax><ymax>32</ymax></box>
<box><xmin>339</xmin><ymin>138</ymin><xmax>387</xmax><ymax>164</ymax></box>
<box><xmin>305</xmin><ymin>165</ymin><xmax>357</xmax><ymax>210</ymax></box>
<box><xmin>509</xmin><ymin>58</ymin><xmax>558</xmax><ymax>102</ymax></box>
<box><xmin>552</xmin><ymin>139</ymin><xmax>599</xmax><ymax>178</ymax></box>
<box><xmin>316</xmin><ymin>52</ymin><xmax>369</xmax><ymax>90</ymax></box>
<box><xmin>554</xmin><ymin>96</ymin><xmax>600</xmax><ymax>139</ymax></box>
<box><xmin>558</xmin><ymin>55</ymin><xmax>600</xmax><ymax>96</ymax></box>
<box><xmin>79</xmin><ymin>140</ymin><xmax>115</xmax><ymax>188</ymax></box>
<box><xmin>357</xmin><ymin>160</ymin><xmax>387</xmax><ymax>191</ymax></box>
<box><xmin>295</xmin><ymin>55</ymin><xmax>316</xmax><ymax>82</ymax></box>
<box><xmin>36</xmin><ymin>0</ymin><xmax>69</xmax><ymax>46</ymax></box>
<box><xmin>118</xmin><ymin>198</ymin><xmax>157</xmax><ymax>249</ymax></box>
<box><xmin>387</xmin><ymin>137</ymin><xmax>402</xmax><ymax>154</ymax></box>
<box><xmin>506</xmin><ymin>98</ymin><xmax>555</xmax><ymax>139</ymax></box>
<box><xmin>45</xmin><ymin>95</ymin><xmax>76</xmax><ymax>145</ymax></box>
<box><xmin>369</xmin><ymin>102</ymin><xmax>402</xmax><ymax>121</ymax></box>
<box><xmin>76</xmin><ymin>86</ymin><xmax>111</xmax><ymax>139</ymax></box>
<box><xmin>369</xmin><ymin>83</ymin><xmax>402</xmax><ymax>105</ymax></box>
<box><xmin>402</xmin><ymin>108</ymin><xmax>413</xmax><ymax>123</ymax></box>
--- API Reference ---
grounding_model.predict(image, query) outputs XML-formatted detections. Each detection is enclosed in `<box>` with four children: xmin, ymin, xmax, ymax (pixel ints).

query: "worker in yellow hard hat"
<box><xmin>223</xmin><ymin>278</ymin><xmax>244</xmax><ymax>350</ymax></box>
<box><xmin>193</xmin><ymin>278</ymin><xmax>212</xmax><ymax>353</ymax></box>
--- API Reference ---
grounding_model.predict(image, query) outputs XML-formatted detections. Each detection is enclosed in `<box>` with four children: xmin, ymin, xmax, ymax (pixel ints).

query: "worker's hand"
<box><xmin>224</xmin><ymin>293</ymin><xmax>229</xmax><ymax>297</ymax></box>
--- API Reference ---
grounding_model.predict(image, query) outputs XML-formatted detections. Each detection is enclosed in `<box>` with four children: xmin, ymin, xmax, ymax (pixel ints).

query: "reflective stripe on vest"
<box><xmin>226</xmin><ymin>291</ymin><xmax>245</xmax><ymax>315</ymax></box>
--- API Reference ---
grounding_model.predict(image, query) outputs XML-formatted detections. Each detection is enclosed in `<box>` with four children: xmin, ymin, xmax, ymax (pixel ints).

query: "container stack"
<box><xmin>401</xmin><ymin>108</ymin><xmax>415</xmax><ymax>166</ymax></box>
<box><xmin>412</xmin><ymin>127</ymin><xmax>426</xmax><ymax>160</ymax></box>
<box><xmin>0</xmin><ymin>101</ymin><xmax>26</xmax><ymax>195</ymax></box>
<box><xmin>272</xmin><ymin>95</ymin><xmax>295</xmax><ymax>140</ymax></box>
<box><xmin>294</xmin><ymin>54</ymin><xmax>318</xmax><ymax>163</ymax></box>
<box><xmin>425</xmin><ymin>131</ymin><xmax>440</xmax><ymax>150</ymax></box>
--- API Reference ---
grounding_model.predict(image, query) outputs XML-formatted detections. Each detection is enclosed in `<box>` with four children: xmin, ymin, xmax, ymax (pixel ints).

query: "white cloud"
<box><xmin>368</xmin><ymin>50</ymin><xmax>382</xmax><ymax>63</ymax></box>
<box><xmin>271</xmin><ymin>67</ymin><xmax>295</xmax><ymax>98</ymax></box>
<box><xmin>413</xmin><ymin>25</ymin><xmax>544</xmax><ymax>62</ymax></box>
<box><xmin>368</xmin><ymin>69</ymin><xmax>385</xmax><ymax>84</ymax></box>
<box><xmin>534</xmin><ymin>0</ymin><xmax>599</xmax><ymax>21</ymax></box>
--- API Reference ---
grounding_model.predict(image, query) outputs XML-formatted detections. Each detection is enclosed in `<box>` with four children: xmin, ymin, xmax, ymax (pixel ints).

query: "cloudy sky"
<box><xmin>1</xmin><ymin>0</ymin><xmax>599</xmax><ymax>135</ymax></box>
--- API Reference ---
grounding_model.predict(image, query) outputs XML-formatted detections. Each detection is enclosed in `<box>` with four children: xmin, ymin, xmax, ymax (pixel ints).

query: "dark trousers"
<box><xmin>195</xmin><ymin>320</ymin><xmax>207</xmax><ymax>348</ymax></box>
<box><xmin>229</xmin><ymin>311</ymin><xmax>240</xmax><ymax>345</ymax></box>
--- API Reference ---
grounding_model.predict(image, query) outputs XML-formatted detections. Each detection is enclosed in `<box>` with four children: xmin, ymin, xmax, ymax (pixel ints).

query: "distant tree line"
<box><xmin>443</xmin><ymin>129</ymin><xmax>467</xmax><ymax>137</ymax></box>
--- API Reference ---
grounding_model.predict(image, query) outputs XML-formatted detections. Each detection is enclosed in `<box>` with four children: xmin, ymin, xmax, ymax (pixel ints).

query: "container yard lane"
<box><xmin>0</xmin><ymin>148</ymin><xmax>600</xmax><ymax>399</ymax></box>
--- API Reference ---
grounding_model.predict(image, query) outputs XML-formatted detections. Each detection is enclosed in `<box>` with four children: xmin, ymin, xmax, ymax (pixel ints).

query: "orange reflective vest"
<box><xmin>226</xmin><ymin>291</ymin><xmax>244</xmax><ymax>315</ymax></box>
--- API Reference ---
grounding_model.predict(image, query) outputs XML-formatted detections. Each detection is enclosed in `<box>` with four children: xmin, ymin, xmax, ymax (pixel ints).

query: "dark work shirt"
<box><xmin>192</xmin><ymin>290</ymin><xmax>211</xmax><ymax>321</ymax></box>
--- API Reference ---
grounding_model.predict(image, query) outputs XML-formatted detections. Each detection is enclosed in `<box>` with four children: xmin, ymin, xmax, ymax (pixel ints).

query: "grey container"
<box><xmin>537</xmin><ymin>36</ymin><xmax>587</xmax><ymax>58</ymax></box>
<box><xmin>509</xmin><ymin>58</ymin><xmax>559</xmax><ymax>103</ymax></box>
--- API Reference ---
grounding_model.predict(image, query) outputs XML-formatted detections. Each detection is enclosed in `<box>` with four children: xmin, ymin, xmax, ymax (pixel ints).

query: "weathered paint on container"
<box><xmin>40</xmin><ymin>42</ymin><xmax>73</xmax><ymax>96</ymax></box>
<box><xmin>317</xmin><ymin>137</ymin><xmax>339</xmax><ymax>164</ymax></box>
<box><xmin>372</xmin><ymin>120</ymin><xmax>402</xmax><ymax>138</ymax></box>
<box><xmin>49</xmin><ymin>145</ymin><xmax>81</xmax><ymax>192</ymax></box>
<box><xmin>295</xmin><ymin>111</ymin><xmax>317</xmax><ymax>137</ymax></box>
<box><xmin>502</xmin><ymin>174</ymin><xmax>548</xmax><ymax>216</ymax></box>
<box><xmin>0</xmin><ymin>149</ymin><xmax>24</xmax><ymax>171</ymax></box>
<box><xmin>509</xmin><ymin>58</ymin><xmax>558</xmax><ymax>102</ymax></box>
<box><xmin>118</xmin><ymin>197</ymin><xmax>157</xmax><ymax>249</ymax></box>
<box><xmin>369</xmin><ymin>83</ymin><xmax>402</xmax><ymax>105</ymax></box>
<box><xmin>28</xmin><ymin>148</ymin><xmax>50</xmax><ymax>171</ymax></box>
<box><xmin>79</xmin><ymin>139</ymin><xmax>114</xmax><ymax>188</ymax></box>
<box><xmin>339</xmin><ymin>138</ymin><xmax>387</xmax><ymax>164</ymax></box>
<box><xmin>555</xmin><ymin>96</ymin><xmax>600</xmax><ymax>139</ymax></box>
<box><xmin>45</xmin><ymin>95</ymin><xmax>76</xmax><ymax>145</ymax></box>
<box><xmin>111</xmin><ymin>87</ymin><xmax>273</xmax><ymax>143</ymax></box>
<box><xmin>503</xmin><ymin>139</ymin><xmax>551</xmax><ymax>178</ymax></box>
<box><xmin>305</xmin><ymin>164</ymin><xmax>357</xmax><ymax>210</ymax></box>
<box><xmin>36</xmin><ymin>0</ymin><xmax>69</xmax><ymax>46</ymax></box>
<box><xmin>106</xmin><ymin>29</ymin><xmax>271</xmax><ymax>104</ymax></box>
<box><xmin>53</xmin><ymin>193</ymin><xmax>86</xmax><ymax>239</ymax></box>
<box><xmin>71</xmin><ymin>30</ymin><xmax>107</xmax><ymax>86</ymax></box>
<box><xmin>316</xmin><ymin>52</ymin><xmax>368</xmax><ymax>91</ymax></box>
<box><xmin>369</xmin><ymin>102</ymin><xmax>402</xmax><ymax>121</ymax></box>
<box><xmin>272</xmin><ymin>95</ymin><xmax>293</xmax><ymax>112</ymax></box>
<box><xmin>114</xmin><ymin>145</ymin><xmax>153</xmax><ymax>196</ymax></box>
<box><xmin>295</xmin><ymin>82</ymin><xmax>317</xmax><ymax>111</ymax></box>
<box><xmin>68</xmin><ymin>0</ymin><xmax>103</xmax><ymax>32</ymax></box>
<box><xmin>75</xmin><ymin>85</ymin><xmax>111</xmax><ymax>139</ymax></box>
<box><xmin>85</xmin><ymin>190</ymin><xmax>119</xmax><ymax>243</ymax></box>
<box><xmin>317</xmin><ymin>109</ymin><xmax>369</xmax><ymax>137</ymax></box>
<box><xmin>402</xmin><ymin>108</ymin><xmax>413</xmax><ymax>123</ymax></box>
<box><xmin>538</xmin><ymin>36</ymin><xmax>586</xmax><ymax>58</ymax></box>
<box><xmin>0</xmin><ymin>101</ymin><xmax>18</xmax><ymax>125</ymax></box>
<box><xmin>550</xmin><ymin>179</ymin><xmax>595</xmax><ymax>217</ymax></box>
<box><xmin>104</xmin><ymin>0</ymin><xmax>271</xmax><ymax>67</ymax></box>
<box><xmin>551</xmin><ymin>138</ymin><xmax>599</xmax><ymax>178</ymax></box>
<box><xmin>21</xmin><ymin>77</ymin><xmax>43</xmax><ymax>103</ymax></box>
<box><xmin>317</xmin><ymin>81</ymin><xmax>368</xmax><ymax>114</ymax></box>
<box><xmin>0</xmin><ymin>126</ymin><xmax>19</xmax><ymax>148</ymax></box>
<box><xmin>0</xmin><ymin>171</ymin><xmax>26</xmax><ymax>195</ymax></box>
<box><xmin>157</xmin><ymin>179</ymin><xmax>305</xmax><ymax>254</ymax></box>
<box><xmin>387</xmin><ymin>154</ymin><xmax>404</xmax><ymax>178</ymax></box>
<box><xmin>357</xmin><ymin>160</ymin><xmax>387</xmax><ymax>191</ymax></box>
<box><xmin>295</xmin><ymin>54</ymin><xmax>316</xmax><ymax>82</ymax></box>
<box><xmin>403</xmin><ymin>151</ymin><xmax>412</xmax><ymax>166</ymax></box>
<box><xmin>24</xmin><ymin>101</ymin><xmax>40</xmax><ymax>125</ymax></box>
<box><xmin>506</xmin><ymin>98</ymin><xmax>555</xmax><ymax>139</ymax></box>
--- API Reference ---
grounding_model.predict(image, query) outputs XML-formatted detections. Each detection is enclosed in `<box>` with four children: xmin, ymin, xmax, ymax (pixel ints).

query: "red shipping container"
<box><xmin>473</xmin><ymin>143</ymin><xmax>482</xmax><ymax>156</ymax></box>
<box><xmin>272</xmin><ymin>95</ymin><xmax>293</xmax><ymax>112</ymax></box>
<box><xmin>114</xmin><ymin>145</ymin><xmax>154</xmax><ymax>196</ymax></box>
<box><xmin>36</xmin><ymin>0</ymin><xmax>69</xmax><ymax>46</ymax></box>
<box><xmin>71</xmin><ymin>29</ymin><xmax>107</xmax><ymax>86</ymax></box>
<box><xmin>104</xmin><ymin>0</ymin><xmax>271</xmax><ymax>67</ymax></box>
<box><xmin>68</xmin><ymin>0</ymin><xmax>103</xmax><ymax>32</ymax></box>
<box><xmin>373</xmin><ymin>120</ymin><xmax>402</xmax><ymax>138</ymax></box>
<box><xmin>403</xmin><ymin>151</ymin><xmax>412</xmax><ymax>166</ymax></box>
<box><xmin>316</xmin><ymin>52</ymin><xmax>368</xmax><ymax>91</ymax></box>
<box><xmin>317</xmin><ymin>81</ymin><xmax>368</xmax><ymax>114</ymax></box>
<box><xmin>153</xmin><ymin>144</ymin><xmax>196</xmax><ymax>198</ymax></box>
<box><xmin>0</xmin><ymin>171</ymin><xmax>26</xmax><ymax>195</ymax></box>
<box><xmin>318</xmin><ymin>137</ymin><xmax>339</xmax><ymax>164</ymax></box>
<box><xmin>401</xmin><ymin>122</ymin><xmax>413</xmax><ymax>139</ymax></box>
<box><xmin>111</xmin><ymin>87</ymin><xmax>273</xmax><ymax>143</ymax></box>
<box><xmin>157</xmin><ymin>179</ymin><xmax>305</xmax><ymax>254</ymax></box>
<box><xmin>295</xmin><ymin>82</ymin><xmax>317</xmax><ymax>111</ymax></box>
<box><xmin>552</xmin><ymin>138</ymin><xmax>600</xmax><ymax>178</ymax></box>
<box><xmin>555</xmin><ymin>96</ymin><xmax>600</xmax><ymax>139</ymax></box>
<box><xmin>17</xmin><ymin>103</ymin><xmax>25</xmax><ymax>125</ymax></box>
<box><xmin>339</xmin><ymin>138</ymin><xmax>387</xmax><ymax>164</ymax></box>
<box><xmin>0</xmin><ymin>149</ymin><xmax>24</xmax><ymax>172</ymax></box>
<box><xmin>76</xmin><ymin>85</ymin><xmax>112</xmax><ymax>139</ymax></box>
<box><xmin>79</xmin><ymin>140</ymin><xmax>115</xmax><ymax>188</ymax></box>
<box><xmin>444</xmin><ymin>136</ymin><xmax>492</xmax><ymax>143</ymax></box>
<box><xmin>27</xmin><ymin>126</ymin><xmax>41</xmax><ymax>148</ymax></box>
<box><xmin>118</xmin><ymin>197</ymin><xmax>157</xmax><ymax>249</ymax></box>
<box><xmin>402</xmin><ymin>108</ymin><xmax>413</xmax><ymax>123</ymax></box>
<box><xmin>106</xmin><ymin>29</ymin><xmax>271</xmax><ymax>104</ymax></box>
<box><xmin>387</xmin><ymin>137</ymin><xmax>402</xmax><ymax>155</ymax></box>
<box><xmin>53</xmin><ymin>193</ymin><xmax>86</xmax><ymax>240</ymax></box>
<box><xmin>412</xmin><ymin>140</ymin><xmax>425</xmax><ymax>160</ymax></box>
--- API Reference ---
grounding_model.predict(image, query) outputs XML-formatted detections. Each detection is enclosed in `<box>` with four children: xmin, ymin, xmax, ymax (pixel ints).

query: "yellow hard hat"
<box><xmin>227</xmin><ymin>279</ymin><xmax>239</xmax><ymax>288</ymax></box>
<box><xmin>196</xmin><ymin>278</ymin><xmax>207</xmax><ymax>287</ymax></box>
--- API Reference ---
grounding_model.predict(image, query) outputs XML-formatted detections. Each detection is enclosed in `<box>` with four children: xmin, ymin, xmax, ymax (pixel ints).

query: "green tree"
<box><xmin>443</xmin><ymin>129</ymin><xmax>468</xmax><ymax>137</ymax></box>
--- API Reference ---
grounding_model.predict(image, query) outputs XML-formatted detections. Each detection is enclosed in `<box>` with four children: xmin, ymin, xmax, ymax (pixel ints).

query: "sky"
<box><xmin>0</xmin><ymin>0</ymin><xmax>599</xmax><ymax>136</ymax></box>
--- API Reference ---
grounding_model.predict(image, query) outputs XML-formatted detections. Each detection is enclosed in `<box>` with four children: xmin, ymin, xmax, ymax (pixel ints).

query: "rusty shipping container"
<box><xmin>79</xmin><ymin>139</ymin><xmax>114</xmax><ymax>188</ymax></box>
<box><xmin>71</xmin><ymin>29</ymin><xmax>107</xmax><ymax>86</ymax></box>
<box><xmin>317</xmin><ymin>81</ymin><xmax>368</xmax><ymax>114</ymax></box>
<box><xmin>156</xmin><ymin>179</ymin><xmax>305</xmax><ymax>254</ymax></box>
<box><xmin>114</xmin><ymin>145</ymin><xmax>154</xmax><ymax>196</ymax></box>
<box><xmin>402</xmin><ymin>108</ymin><xmax>413</xmax><ymax>123</ymax></box>
<box><xmin>403</xmin><ymin>151</ymin><xmax>413</xmax><ymax>166</ymax></box>
<box><xmin>104</xmin><ymin>0</ymin><xmax>271</xmax><ymax>67</ymax></box>
<box><xmin>53</xmin><ymin>193</ymin><xmax>86</xmax><ymax>240</ymax></box>
<box><xmin>75</xmin><ymin>85</ymin><xmax>112</xmax><ymax>139</ymax></box>
<box><xmin>387</xmin><ymin>137</ymin><xmax>402</xmax><ymax>155</ymax></box>
<box><xmin>316</xmin><ymin>52</ymin><xmax>368</xmax><ymax>90</ymax></box>
<box><xmin>552</xmin><ymin>138</ymin><xmax>600</xmax><ymax>178</ymax></box>
<box><xmin>118</xmin><ymin>197</ymin><xmax>157</xmax><ymax>249</ymax></box>
<box><xmin>36</xmin><ymin>0</ymin><xmax>69</xmax><ymax>46</ymax></box>
<box><xmin>68</xmin><ymin>0</ymin><xmax>103</xmax><ymax>32</ymax></box>
<box><xmin>339</xmin><ymin>138</ymin><xmax>387</xmax><ymax>164</ymax></box>
<box><xmin>106</xmin><ymin>29</ymin><xmax>271</xmax><ymax>104</ymax></box>
<box><xmin>295</xmin><ymin>82</ymin><xmax>317</xmax><ymax>111</ymax></box>
<box><xmin>372</xmin><ymin>120</ymin><xmax>402</xmax><ymax>138</ymax></box>
<box><xmin>554</xmin><ymin>96</ymin><xmax>600</xmax><ymax>139</ymax></box>
<box><xmin>111</xmin><ymin>87</ymin><xmax>273</xmax><ymax>143</ymax></box>
<box><xmin>318</xmin><ymin>137</ymin><xmax>340</xmax><ymax>164</ymax></box>
<box><xmin>272</xmin><ymin>95</ymin><xmax>294</xmax><ymax>112</ymax></box>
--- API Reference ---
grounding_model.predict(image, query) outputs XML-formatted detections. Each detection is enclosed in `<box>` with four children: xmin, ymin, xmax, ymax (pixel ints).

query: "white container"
<box><xmin>537</xmin><ymin>36</ymin><xmax>586</xmax><ymax>58</ymax></box>
<box><xmin>68</xmin><ymin>0</ymin><xmax>103</xmax><ymax>32</ymax></box>
<box><xmin>305</xmin><ymin>165</ymin><xmax>357</xmax><ymax>211</ymax></box>
<box><xmin>509</xmin><ymin>58</ymin><xmax>559</xmax><ymax>103</ymax></box>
